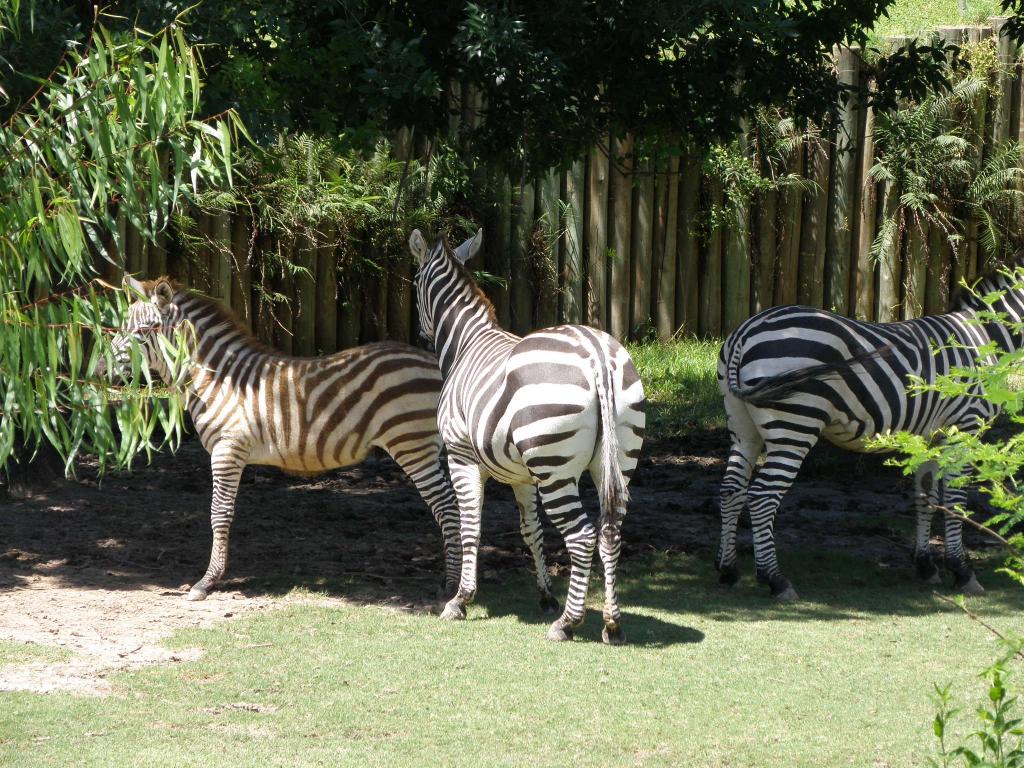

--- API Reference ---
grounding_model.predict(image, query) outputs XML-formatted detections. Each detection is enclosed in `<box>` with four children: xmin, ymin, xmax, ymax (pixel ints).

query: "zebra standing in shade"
<box><xmin>104</xmin><ymin>276</ymin><xmax>464</xmax><ymax>601</ymax></box>
<box><xmin>715</xmin><ymin>270</ymin><xmax>1024</xmax><ymax>601</ymax></box>
<box><xmin>409</xmin><ymin>229</ymin><xmax>646</xmax><ymax>643</ymax></box>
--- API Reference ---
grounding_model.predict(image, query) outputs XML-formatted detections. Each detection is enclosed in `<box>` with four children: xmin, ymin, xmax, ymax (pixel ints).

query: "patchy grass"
<box><xmin>0</xmin><ymin>641</ymin><xmax>70</xmax><ymax>666</ymax></box>
<box><xmin>870</xmin><ymin>0</ymin><xmax>1004</xmax><ymax>41</ymax></box>
<box><xmin>629</xmin><ymin>338</ymin><xmax>724</xmax><ymax>440</ymax></box>
<box><xmin>3</xmin><ymin>551</ymin><xmax>1023</xmax><ymax>768</ymax></box>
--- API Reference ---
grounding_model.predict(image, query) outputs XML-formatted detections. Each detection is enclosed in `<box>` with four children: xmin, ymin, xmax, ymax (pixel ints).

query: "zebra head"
<box><xmin>101</xmin><ymin>276</ymin><xmax>186</xmax><ymax>384</ymax></box>
<box><xmin>409</xmin><ymin>228</ymin><xmax>483</xmax><ymax>345</ymax></box>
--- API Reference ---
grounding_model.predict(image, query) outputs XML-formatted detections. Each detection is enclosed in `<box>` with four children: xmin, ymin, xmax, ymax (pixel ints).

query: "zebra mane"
<box><xmin>144</xmin><ymin>276</ymin><xmax>270</xmax><ymax>352</ymax></box>
<box><xmin>439</xmin><ymin>235</ymin><xmax>498</xmax><ymax>325</ymax></box>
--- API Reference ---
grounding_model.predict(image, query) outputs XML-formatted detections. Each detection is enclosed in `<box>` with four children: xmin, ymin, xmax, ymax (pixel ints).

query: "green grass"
<box><xmin>0</xmin><ymin>641</ymin><xmax>69</xmax><ymax>666</ymax></box>
<box><xmin>870</xmin><ymin>0</ymin><xmax>1004</xmax><ymax>41</ymax></box>
<box><xmin>629</xmin><ymin>339</ymin><xmax>725</xmax><ymax>439</ymax></box>
<box><xmin>3</xmin><ymin>552</ymin><xmax>1023</xmax><ymax>768</ymax></box>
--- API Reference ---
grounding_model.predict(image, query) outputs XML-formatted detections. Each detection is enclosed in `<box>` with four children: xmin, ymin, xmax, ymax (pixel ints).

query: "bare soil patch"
<box><xmin>0</xmin><ymin>432</ymin><xmax>985</xmax><ymax>694</ymax></box>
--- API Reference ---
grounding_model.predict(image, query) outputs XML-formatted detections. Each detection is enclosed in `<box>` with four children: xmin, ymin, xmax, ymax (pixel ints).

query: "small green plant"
<box><xmin>930</xmin><ymin>639</ymin><xmax>1024</xmax><ymax>767</ymax></box>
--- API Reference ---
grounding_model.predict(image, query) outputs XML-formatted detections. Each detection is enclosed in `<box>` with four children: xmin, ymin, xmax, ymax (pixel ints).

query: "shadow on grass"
<box><xmin>616</xmin><ymin>549</ymin><xmax>1024</xmax><ymax>623</ymax></box>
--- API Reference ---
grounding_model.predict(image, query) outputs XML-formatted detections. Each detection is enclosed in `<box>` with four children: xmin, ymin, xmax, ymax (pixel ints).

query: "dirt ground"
<box><xmin>0</xmin><ymin>432</ymin><xmax>978</xmax><ymax>695</ymax></box>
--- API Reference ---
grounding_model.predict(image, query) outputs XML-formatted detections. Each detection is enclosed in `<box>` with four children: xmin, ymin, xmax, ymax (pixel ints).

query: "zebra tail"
<box><xmin>728</xmin><ymin>345</ymin><xmax>894</xmax><ymax>408</ymax></box>
<box><xmin>594</xmin><ymin>357</ymin><xmax>629</xmax><ymax>513</ymax></box>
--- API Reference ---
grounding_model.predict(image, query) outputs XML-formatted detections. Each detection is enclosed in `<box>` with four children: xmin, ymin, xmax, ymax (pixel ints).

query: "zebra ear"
<box><xmin>152</xmin><ymin>278</ymin><xmax>175</xmax><ymax>310</ymax></box>
<box><xmin>122</xmin><ymin>275</ymin><xmax>146</xmax><ymax>299</ymax></box>
<box><xmin>409</xmin><ymin>229</ymin><xmax>430</xmax><ymax>266</ymax></box>
<box><xmin>453</xmin><ymin>229</ymin><xmax>483</xmax><ymax>265</ymax></box>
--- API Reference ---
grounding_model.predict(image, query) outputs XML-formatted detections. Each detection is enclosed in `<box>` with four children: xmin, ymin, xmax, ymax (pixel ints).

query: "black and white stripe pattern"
<box><xmin>410</xmin><ymin>229</ymin><xmax>646</xmax><ymax>643</ymax></box>
<box><xmin>107</xmin><ymin>276</ymin><xmax>462</xmax><ymax>600</ymax></box>
<box><xmin>715</xmin><ymin>271</ymin><xmax>1023</xmax><ymax>600</ymax></box>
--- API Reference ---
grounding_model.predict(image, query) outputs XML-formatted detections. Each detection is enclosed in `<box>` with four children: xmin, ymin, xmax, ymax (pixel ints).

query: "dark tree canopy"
<box><xmin>7</xmin><ymin>1</ymin><xmax>1024</xmax><ymax>171</ymax></box>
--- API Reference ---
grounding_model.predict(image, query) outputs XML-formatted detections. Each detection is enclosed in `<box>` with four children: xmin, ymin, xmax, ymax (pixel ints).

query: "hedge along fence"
<box><xmin>100</xmin><ymin>19</ymin><xmax>1024</xmax><ymax>353</ymax></box>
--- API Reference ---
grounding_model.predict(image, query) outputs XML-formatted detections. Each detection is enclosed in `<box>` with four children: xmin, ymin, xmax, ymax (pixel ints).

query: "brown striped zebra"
<box><xmin>102</xmin><ymin>276</ymin><xmax>464</xmax><ymax>601</ymax></box>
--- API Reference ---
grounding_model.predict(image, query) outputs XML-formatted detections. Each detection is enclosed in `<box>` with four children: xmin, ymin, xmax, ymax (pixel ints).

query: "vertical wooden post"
<box><xmin>484</xmin><ymin>174</ymin><xmax>513</xmax><ymax>327</ymax></box>
<box><xmin>510</xmin><ymin>181</ymin><xmax>536</xmax><ymax>334</ymax></box>
<box><xmin>535</xmin><ymin>168</ymin><xmax>560</xmax><ymax>329</ymax></box>
<box><xmin>292</xmin><ymin>232</ymin><xmax>317</xmax><ymax>356</ymax></box>
<box><xmin>229</xmin><ymin>216</ymin><xmax>252</xmax><ymax>329</ymax></box>
<box><xmin>655</xmin><ymin>157</ymin><xmax>680</xmax><ymax>340</ymax></box>
<box><xmin>825</xmin><ymin>45</ymin><xmax>862</xmax><ymax>315</ymax></box>
<box><xmin>585</xmin><ymin>143</ymin><xmax>610</xmax><ymax>328</ymax></box>
<box><xmin>630</xmin><ymin>161</ymin><xmax>654</xmax><ymax>335</ymax></box>
<box><xmin>854</xmin><ymin>82</ymin><xmax>878</xmax><ymax>321</ymax></box>
<box><xmin>722</xmin><ymin>132</ymin><xmax>751</xmax><ymax>336</ymax></box>
<box><xmin>876</xmin><ymin>181</ymin><xmax>903</xmax><ymax>322</ymax></box>
<box><xmin>700</xmin><ymin>175</ymin><xmax>724</xmax><ymax>337</ymax></box>
<box><xmin>904</xmin><ymin>219</ymin><xmax>928</xmax><ymax>319</ymax></box>
<box><xmin>387</xmin><ymin>244</ymin><xmax>413</xmax><ymax>345</ymax></box>
<box><xmin>338</xmin><ymin>246</ymin><xmax>363</xmax><ymax>350</ymax></box>
<box><xmin>676</xmin><ymin>152</ymin><xmax>702</xmax><ymax>335</ymax></box>
<box><xmin>753</xmin><ymin>189</ymin><xmax>777</xmax><ymax>314</ymax></box>
<box><xmin>608</xmin><ymin>136</ymin><xmax>634</xmax><ymax>340</ymax></box>
<box><xmin>192</xmin><ymin>213</ymin><xmax>213</xmax><ymax>293</ymax></box>
<box><xmin>775</xmin><ymin>149</ymin><xmax>804</xmax><ymax>306</ymax></box>
<box><xmin>271</xmin><ymin>239</ymin><xmax>294</xmax><ymax>354</ymax></box>
<box><xmin>125</xmin><ymin>221</ymin><xmax>146</xmax><ymax>278</ymax></box>
<box><xmin>798</xmin><ymin>137</ymin><xmax>830</xmax><ymax>308</ymax></box>
<box><xmin>210</xmin><ymin>213</ymin><xmax>232</xmax><ymax>306</ymax></box>
<box><xmin>562</xmin><ymin>160</ymin><xmax>585</xmax><ymax>325</ymax></box>
<box><xmin>315</xmin><ymin>225</ymin><xmax>338</xmax><ymax>353</ymax></box>
<box><xmin>990</xmin><ymin>18</ymin><xmax>1014</xmax><ymax>146</ymax></box>
<box><xmin>925</xmin><ymin>225</ymin><xmax>950</xmax><ymax>314</ymax></box>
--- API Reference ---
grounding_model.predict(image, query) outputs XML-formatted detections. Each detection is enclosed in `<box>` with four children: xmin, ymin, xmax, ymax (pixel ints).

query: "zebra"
<box><xmin>101</xmin><ymin>275</ymin><xmax>464</xmax><ymax>601</ymax></box>
<box><xmin>409</xmin><ymin>228</ymin><xmax>646</xmax><ymax>643</ymax></box>
<box><xmin>714</xmin><ymin>271</ymin><xmax>1022</xmax><ymax>601</ymax></box>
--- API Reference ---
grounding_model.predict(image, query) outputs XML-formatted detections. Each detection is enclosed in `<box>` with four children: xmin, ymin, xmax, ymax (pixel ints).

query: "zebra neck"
<box><xmin>433</xmin><ymin>300</ymin><xmax>509</xmax><ymax>375</ymax></box>
<box><xmin>173</xmin><ymin>297</ymin><xmax>271</xmax><ymax>403</ymax></box>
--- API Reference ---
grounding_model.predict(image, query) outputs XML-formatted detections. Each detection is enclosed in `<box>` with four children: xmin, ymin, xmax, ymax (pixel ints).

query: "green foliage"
<box><xmin>869</xmin><ymin>47</ymin><xmax>1024</xmax><ymax>265</ymax></box>
<box><xmin>0</xmin><ymin>10</ymin><xmax>240</xmax><ymax>472</ymax></box>
<box><xmin>876</xmin><ymin>268</ymin><xmax>1024</xmax><ymax>584</ymax></box>
<box><xmin>930</xmin><ymin>639</ymin><xmax>1024</xmax><ymax>767</ymax></box>
<box><xmin>60</xmin><ymin>0</ymin><xmax>993</xmax><ymax>175</ymax></box>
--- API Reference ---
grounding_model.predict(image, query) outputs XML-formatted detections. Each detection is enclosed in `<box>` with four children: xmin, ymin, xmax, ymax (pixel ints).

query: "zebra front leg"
<box><xmin>389</xmin><ymin>447</ymin><xmax>462</xmax><ymax>599</ymax></box>
<box><xmin>186</xmin><ymin>443</ymin><xmax>247</xmax><ymax>601</ymax></box>
<box><xmin>440</xmin><ymin>457</ymin><xmax>486</xmax><ymax>621</ymax></box>
<box><xmin>537</xmin><ymin>479</ymin><xmax>595</xmax><ymax>642</ymax></box>
<box><xmin>716</xmin><ymin>414</ymin><xmax>762</xmax><ymax>586</ymax></box>
<box><xmin>512</xmin><ymin>483</ymin><xmax>559</xmax><ymax>614</ymax></box>
<box><xmin>941</xmin><ymin>480</ymin><xmax>984</xmax><ymax>595</ymax></box>
<box><xmin>913</xmin><ymin>463</ymin><xmax>941</xmax><ymax>584</ymax></box>
<box><xmin>748</xmin><ymin>437</ymin><xmax>816</xmax><ymax>603</ymax></box>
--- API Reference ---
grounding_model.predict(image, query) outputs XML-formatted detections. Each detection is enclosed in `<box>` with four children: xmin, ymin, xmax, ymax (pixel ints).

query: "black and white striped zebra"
<box><xmin>102</xmin><ymin>276</ymin><xmax>463</xmax><ymax>600</ymax></box>
<box><xmin>714</xmin><ymin>272</ymin><xmax>1022</xmax><ymax>601</ymax></box>
<box><xmin>409</xmin><ymin>229</ymin><xmax>646</xmax><ymax>643</ymax></box>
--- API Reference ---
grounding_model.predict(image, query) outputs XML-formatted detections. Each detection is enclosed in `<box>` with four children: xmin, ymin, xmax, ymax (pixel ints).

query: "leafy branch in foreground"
<box><xmin>0</xmin><ymin>9</ymin><xmax>241</xmax><ymax>474</ymax></box>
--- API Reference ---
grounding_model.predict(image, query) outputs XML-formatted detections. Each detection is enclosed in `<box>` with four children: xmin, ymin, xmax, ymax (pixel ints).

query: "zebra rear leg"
<box><xmin>536</xmin><ymin>479</ymin><xmax>595</xmax><ymax>642</ymax></box>
<box><xmin>748</xmin><ymin>435</ymin><xmax>819</xmax><ymax>602</ymax></box>
<box><xmin>597</xmin><ymin>502</ymin><xmax>626</xmax><ymax>646</ymax></box>
<box><xmin>439</xmin><ymin>457</ymin><xmax>486</xmax><ymax>621</ymax></box>
<box><xmin>941</xmin><ymin>481</ymin><xmax>984</xmax><ymax>595</ymax></box>
<box><xmin>387</xmin><ymin>444</ymin><xmax>463</xmax><ymax>599</ymax></box>
<box><xmin>913</xmin><ymin>464</ymin><xmax>941</xmax><ymax>584</ymax></box>
<box><xmin>187</xmin><ymin>444</ymin><xmax>247</xmax><ymax>601</ymax></box>
<box><xmin>716</xmin><ymin>396</ymin><xmax>763</xmax><ymax>587</ymax></box>
<box><xmin>512</xmin><ymin>483</ymin><xmax>559</xmax><ymax>614</ymax></box>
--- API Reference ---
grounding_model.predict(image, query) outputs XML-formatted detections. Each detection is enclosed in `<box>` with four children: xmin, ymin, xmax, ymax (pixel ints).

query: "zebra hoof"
<box><xmin>185</xmin><ymin>586</ymin><xmax>208</xmax><ymax>602</ymax></box>
<box><xmin>546</xmin><ymin>623</ymin><xmax>575</xmax><ymax>642</ymax></box>
<box><xmin>958</xmin><ymin>575</ymin><xmax>985</xmax><ymax>596</ymax></box>
<box><xmin>773</xmin><ymin>586</ymin><xmax>800</xmax><ymax>603</ymax></box>
<box><xmin>602</xmin><ymin>624</ymin><xmax>626</xmax><ymax>646</ymax></box>
<box><xmin>539</xmin><ymin>593</ymin><xmax>561</xmax><ymax>615</ymax></box>
<box><xmin>439</xmin><ymin>600</ymin><xmax>467</xmax><ymax>621</ymax></box>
